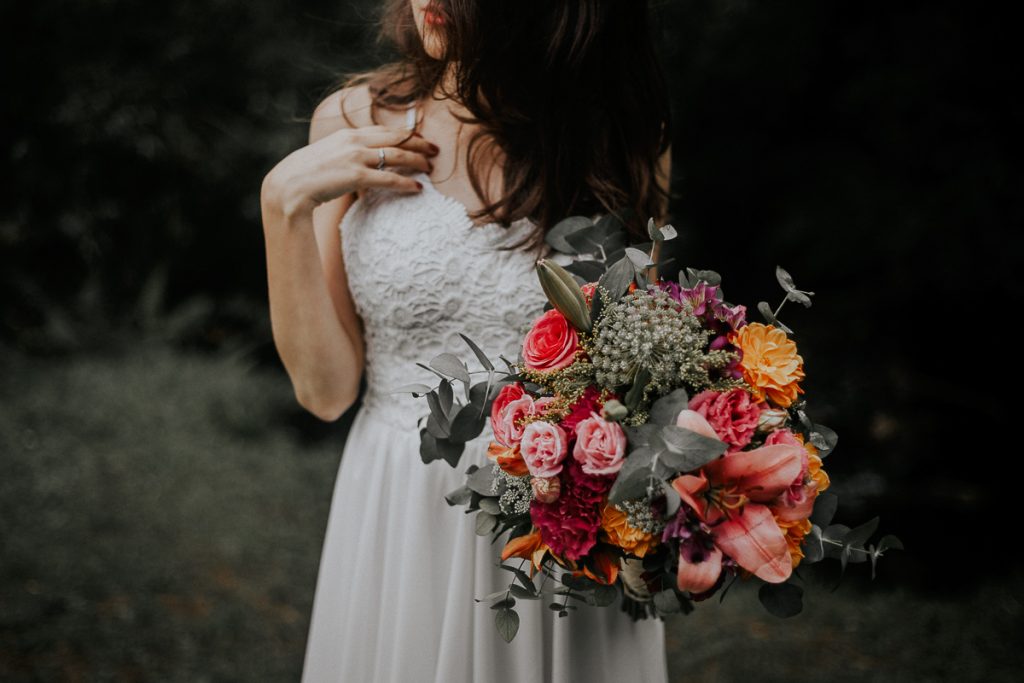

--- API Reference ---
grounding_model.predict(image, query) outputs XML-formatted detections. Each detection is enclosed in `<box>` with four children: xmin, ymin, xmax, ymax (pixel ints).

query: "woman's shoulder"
<box><xmin>308</xmin><ymin>83</ymin><xmax>376</xmax><ymax>143</ymax></box>
<box><xmin>309</xmin><ymin>82</ymin><xmax>411</xmax><ymax>144</ymax></box>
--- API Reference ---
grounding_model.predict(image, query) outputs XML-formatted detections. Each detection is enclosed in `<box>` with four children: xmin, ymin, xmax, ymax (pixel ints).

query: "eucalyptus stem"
<box><xmin>820</xmin><ymin>538</ymin><xmax>878</xmax><ymax>556</ymax></box>
<box><xmin>772</xmin><ymin>296</ymin><xmax>788</xmax><ymax>320</ymax></box>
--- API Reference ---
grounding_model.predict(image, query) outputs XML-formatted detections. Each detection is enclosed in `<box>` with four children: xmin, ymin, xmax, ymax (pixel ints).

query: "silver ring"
<box><xmin>376</xmin><ymin>148</ymin><xmax>386</xmax><ymax>170</ymax></box>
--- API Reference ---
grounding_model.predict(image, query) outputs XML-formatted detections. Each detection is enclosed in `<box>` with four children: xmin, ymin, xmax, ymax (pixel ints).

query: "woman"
<box><xmin>260</xmin><ymin>1</ymin><xmax>673</xmax><ymax>680</ymax></box>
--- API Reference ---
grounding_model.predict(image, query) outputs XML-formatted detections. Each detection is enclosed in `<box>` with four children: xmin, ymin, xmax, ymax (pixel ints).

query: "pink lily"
<box><xmin>670</xmin><ymin>409</ymin><xmax>805</xmax><ymax>593</ymax></box>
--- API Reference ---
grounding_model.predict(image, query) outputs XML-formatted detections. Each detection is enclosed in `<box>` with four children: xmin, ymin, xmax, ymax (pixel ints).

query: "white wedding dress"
<box><xmin>300</xmin><ymin>103</ymin><xmax>669</xmax><ymax>683</ymax></box>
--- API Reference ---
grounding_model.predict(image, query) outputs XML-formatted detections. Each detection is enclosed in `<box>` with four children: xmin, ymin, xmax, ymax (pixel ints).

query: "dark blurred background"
<box><xmin>1</xmin><ymin>0</ymin><xmax>1020</xmax><ymax>680</ymax></box>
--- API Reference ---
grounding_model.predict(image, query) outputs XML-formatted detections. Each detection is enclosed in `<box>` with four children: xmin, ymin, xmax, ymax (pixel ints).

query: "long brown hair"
<box><xmin>323</xmin><ymin>0</ymin><xmax>672</xmax><ymax>251</ymax></box>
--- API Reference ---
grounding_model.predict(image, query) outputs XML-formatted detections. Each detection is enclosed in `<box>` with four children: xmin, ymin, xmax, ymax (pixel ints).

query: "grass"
<box><xmin>0</xmin><ymin>338</ymin><xmax>1019</xmax><ymax>682</ymax></box>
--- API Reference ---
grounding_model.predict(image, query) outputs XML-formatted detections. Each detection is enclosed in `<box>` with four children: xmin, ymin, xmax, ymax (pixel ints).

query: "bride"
<box><xmin>260</xmin><ymin>1</ymin><xmax>673</xmax><ymax>681</ymax></box>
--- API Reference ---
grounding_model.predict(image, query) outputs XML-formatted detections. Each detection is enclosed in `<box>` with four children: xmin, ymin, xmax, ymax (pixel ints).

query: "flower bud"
<box><xmin>757</xmin><ymin>408</ymin><xmax>789</xmax><ymax>432</ymax></box>
<box><xmin>600</xmin><ymin>399</ymin><xmax>628</xmax><ymax>422</ymax></box>
<box><xmin>536</xmin><ymin>259</ymin><xmax>592</xmax><ymax>333</ymax></box>
<box><xmin>530</xmin><ymin>475</ymin><xmax>561</xmax><ymax>504</ymax></box>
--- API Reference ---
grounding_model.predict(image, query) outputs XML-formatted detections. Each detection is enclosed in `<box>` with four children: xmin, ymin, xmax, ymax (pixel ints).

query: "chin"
<box><xmin>422</xmin><ymin>35</ymin><xmax>445</xmax><ymax>60</ymax></box>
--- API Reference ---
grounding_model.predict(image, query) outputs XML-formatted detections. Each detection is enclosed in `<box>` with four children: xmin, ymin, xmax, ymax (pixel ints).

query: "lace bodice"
<box><xmin>340</xmin><ymin>104</ymin><xmax>575</xmax><ymax>429</ymax></box>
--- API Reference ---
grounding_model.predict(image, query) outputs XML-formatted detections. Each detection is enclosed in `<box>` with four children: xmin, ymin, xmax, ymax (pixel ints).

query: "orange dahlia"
<box><xmin>775</xmin><ymin>516</ymin><xmax>813</xmax><ymax>568</ymax></box>
<box><xmin>599</xmin><ymin>504</ymin><xmax>659</xmax><ymax>558</ymax></box>
<box><xmin>795</xmin><ymin>434</ymin><xmax>831</xmax><ymax>493</ymax></box>
<box><xmin>728</xmin><ymin>323</ymin><xmax>806</xmax><ymax>408</ymax></box>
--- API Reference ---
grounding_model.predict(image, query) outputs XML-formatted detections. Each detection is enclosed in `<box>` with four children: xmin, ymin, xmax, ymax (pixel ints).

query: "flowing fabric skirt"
<box><xmin>300</xmin><ymin>404</ymin><xmax>669</xmax><ymax>683</ymax></box>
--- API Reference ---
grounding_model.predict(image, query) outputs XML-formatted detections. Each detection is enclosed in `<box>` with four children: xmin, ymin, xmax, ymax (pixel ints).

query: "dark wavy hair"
<box><xmin>323</xmin><ymin>0</ymin><xmax>672</xmax><ymax>251</ymax></box>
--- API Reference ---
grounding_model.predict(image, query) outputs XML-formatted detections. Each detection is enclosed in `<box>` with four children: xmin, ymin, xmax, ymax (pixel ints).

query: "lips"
<box><xmin>425</xmin><ymin>2</ymin><xmax>446</xmax><ymax>25</ymax></box>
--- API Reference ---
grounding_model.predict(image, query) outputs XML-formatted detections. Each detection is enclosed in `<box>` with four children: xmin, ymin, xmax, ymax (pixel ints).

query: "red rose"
<box><xmin>522</xmin><ymin>309</ymin><xmax>579</xmax><ymax>373</ymax></box>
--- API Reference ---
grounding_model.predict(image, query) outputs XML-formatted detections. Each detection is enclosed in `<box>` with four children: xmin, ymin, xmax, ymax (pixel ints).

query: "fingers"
<box><xmin>359</xmin><ymin>146</ymin><xmax>433</xmax><ymax>174</ymax></box>
<box><xmin>352</xmin><ymin>126</ymin><xmax>440</xmax><ymax>157</ymax></box>
<box><xmin>359</xmin><ymin>168</ymin><xmax>424</xmax><ymax>194</ymax></box>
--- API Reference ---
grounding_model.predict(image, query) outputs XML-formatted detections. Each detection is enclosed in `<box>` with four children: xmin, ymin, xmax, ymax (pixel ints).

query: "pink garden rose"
<box><xmin>492</xmin><ymin>394</ymin><xmax>535</xmax><ymax>448</ymax></box>
<box><xmin>572</xmin><ymin>412</ymin><xmax>627</xmax><ymax>475</ymax></box>
<box><xmin>490</xmin><ymin>383</ymin><xmax>525</xmax><ymax>447</ymax></box>
<box><xmin>688</xmin><ymin>388</ymin><xmax>763</xmax><ymax>452</ymax></box>
<box><xmin>490</xmin><ymin>386</ymin><xmax>559</xmax><ymax>448</ymax></box>
<box><xmin>521</xmin><ymin>420</ymin><xmax>569</xmax><ymax>478</ymax></box>
<box><xmin>522</xmin><ymin>309</ymin><xmax>579</xmax><ymax>373</ymax></box>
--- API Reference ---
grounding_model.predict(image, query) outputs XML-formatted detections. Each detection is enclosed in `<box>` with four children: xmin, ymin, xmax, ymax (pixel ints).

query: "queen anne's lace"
<box><xmin>340</xmin><ymin>170</ymin><xmax>576</xmax><ymax>429</ymax></box>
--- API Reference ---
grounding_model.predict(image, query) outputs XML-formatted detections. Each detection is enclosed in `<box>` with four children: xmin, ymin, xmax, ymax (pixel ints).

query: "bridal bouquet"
<box><xmin>395</xmin><ymin>215</ymin><xmax>901</xmax><ymax>642</ymax></box>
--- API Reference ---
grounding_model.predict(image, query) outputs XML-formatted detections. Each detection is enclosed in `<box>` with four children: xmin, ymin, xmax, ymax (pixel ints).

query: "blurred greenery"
<box><xmin>1</xmin><ymin>338</ymin><xmax>1020</xmax><ymax>680</ymax></box>
<box><xmin>1</xmin><ymin>0</ymin><xmax>1019</xmax><ymax>679</ymax></box>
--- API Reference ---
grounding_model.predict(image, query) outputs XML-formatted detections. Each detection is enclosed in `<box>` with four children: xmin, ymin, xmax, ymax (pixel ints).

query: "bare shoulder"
<box><xmin>308</xmin><ymin>82</ymin><xmax>375</xmax><ymax>144</ymax></box>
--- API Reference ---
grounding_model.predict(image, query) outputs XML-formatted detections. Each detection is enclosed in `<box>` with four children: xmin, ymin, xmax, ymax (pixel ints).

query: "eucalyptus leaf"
<box><xmin>509</xmin><ymin>584</ymin><xmax>539</xmax><ymax>600</ymax></box>
<box><xmin>475</xmin><ymin>510</ymin><xmax>498</xmax><ymax>536</ymax></box>
<box><xmin>444</xmin><ymin>484</ymin><xmax>473</xmax><ymax>506</ymax></box>
<box><xmin>686</xmin><ymin>268</ymin><xmax>721</xmax><ymax>286</ymax></box>
<box><xmin>787</xmin><ymin>289</ymin><xmax>813</xmax><ymax>307</ymax></box>
<box><xmin>775</xmin><ymin>266</ymin><xmax>796</xmax><ymax>292</ymax></box>
<box><xmin>661</xmin><ymin>480</ymin><xmax>681</xmax><ymax>517</ymax></box>
<box><xmin>478</xmin><ymin>497</ymin><xmax>501</xmax><ymax>515</ymax></box>
<box><xmin>430</xmin><ymin>353</ymin><xmax>472</xmax><ymax>387</ymax></box>
<box><xmin>589</xmin><ymin>283</ymin><xmax>605</xmax><ymax>324</ymax></box>
<box><xmin>653</xmin><ymin>589</ymin><xmax>681</xmax><ymax>614</ymax></box>
<box><xmin>758</xmin><ymin>581</ymin><xmax>803</xmax><ymax>618</ymax></box>
<box><xmin>626</xmin><ymin>247</ymin><xmax>654</xmax><ymax>270</ymax></box>
<box><xmin>470</xmin><ymin>378</ymin><xmax>504</xmax><ymax>406</ymax></box>
<box><xmin>498</xmin><ymin>563</ymin><xmax>537</xmax><ymax>592</ymax></box>
<box><xmin>415</xmin><ymin>362</ymin><xmax>449</xmax><ymax>382</ymax></box>
<box><xmin>438</xmin><ymin>380</ymin><xmax>454</xmax><ymax>417</ymax></box>
<box><xmin>844</xmin><ymin>516</ymin><xmax>880</xmax><ymax>548</ymax></box>
<box><xmin>565</xmin><ymin>224</ymin><xmax>603</xmax><ymax>254</ymax></box>
<box><xmin>810</xmin><ymin>491</ymin><xmax>838</xmax><ymax>527</ymax></box>
<box><xmin>602</xmin><ymin>231</ymin><xmax>628</xmax><ymax>256</ymax></box>
<box><xmin>565</xmin><ymin>259</ymin><xmax>606</xmax><ymax>282</ymax></box>
<box><xmin>449</xmin><ymin>404</ymin><xmax>485</xmax><ymax>442</ymax></box>
<box><xmin>435</xmin><ymin>437</ymin><xmax>464</xmax><ymax>468</ymax></box>
<box><xmin>459</xmin><ymin>333</ymin><xmax>494</xmax><ymax>372</ymax></box>
<box><xmin>598</xmin><ymin>256</ymin><xmax>634</xmax><ymax>302</ymax></box>
<box><xmin>803</xmin><ymin>525</ymin><xmax>825</xmax><ymax>563</ymax></box>
<box><xmin>808</xmin><ymin>424</ymin><xmax>838</xmax><ymax>457</ymax></box>
<box><xmin>877</xmin><ymin>535</ymin><xmax>904</xmax><ymax>553</ymax></box>
<box><xmin>475</xmin><ymin>590</ymin><xmax>510</xmax><ymax>603</ymax></box>
<box><xmin>425</xmin><ymin>390</ymin><xmax>448</xmax><ymax>428</ymax></box>
<box><xmin>420</xmin><ymin>432</ymin><xmax>440</xmax><ymax>465</ymax></box>
<box><xmin>646</xmin><ymin>217</ymin><xmax>662</xmax><ymax>242</ymax></box>
<box><xmin>466</xmin><ymin>464</ymin><xmax>497</xmax><ymax>495</ymax></box>
<box><xmin>388</xmin><ymin>383</ymin><xmax>433</xmax><ymax>396</ymax></box>
<box><xmin>757</xmin><ymin>301</ymin><xmax>776</xmax><ymax>324</ymax></box>
<box><xmin>648</xmin><ymin>388</ymin><xmax>690</xmax><ymax>426</ymax></box>
<box><xmin>624</xmin><ymin>367</ymin><xmax>651</xmax><ymax>411</ymax></box>
<box><xmin>489</xmin><ymin>597</ymin><xmax>515</xmax><ymax>610</ymax></box>
<box><xmin>426</xmin><ymin>412</ymin><xmax>449</xmax><ymax>439</ymax></box>
<box><xmin>657</xmin><ymin>424</ymin><xmax>728</xmax><ymax>472</ymax></box>
<box><xmin>608</xmin><ymin>448</ymin><xmax>656</xmax><ymax>504</ymax></box>
<box><xmin>593</xmin><ymin>212</ymin><xmax>624</xmax><ymax>237</ymax></box>
<box><xmin>546</xmin><ymin>216</ymin><xmax>594</xmax><ymax>253</ymax></box>
<box><xmin>623</xmin><ymin>423</ymin><xmax>660</xmax><ymax>449</ymax></box>
<box><xmin>659</xmin><ymin>224</ymin><xmax>678</xmax><ymax>240</ymax></box>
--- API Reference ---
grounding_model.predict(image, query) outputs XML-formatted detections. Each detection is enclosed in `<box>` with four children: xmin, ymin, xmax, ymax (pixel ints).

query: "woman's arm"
<box><xmin>260</xmin><ymin>85</ymin><xmax>433</xmax><ymax>421</ymax></box>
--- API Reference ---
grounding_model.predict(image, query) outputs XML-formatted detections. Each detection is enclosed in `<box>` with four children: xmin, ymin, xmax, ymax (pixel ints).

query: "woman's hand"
<box><xmin>263</xmin><ymin>125</ymin><xmax>440</xmax><ymax>219</ymax></box>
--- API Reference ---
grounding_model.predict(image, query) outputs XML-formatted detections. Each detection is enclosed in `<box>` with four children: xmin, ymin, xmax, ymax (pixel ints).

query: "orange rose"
<box><xmin>599</xmin><ymin>504</ymin><xmax>658</xmax><ymax>558</ymax></box>
<box><xmin>728</xmin><ymin>323</ymin><xmax>806</xmax><ymax>408</ymax></box>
